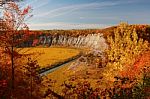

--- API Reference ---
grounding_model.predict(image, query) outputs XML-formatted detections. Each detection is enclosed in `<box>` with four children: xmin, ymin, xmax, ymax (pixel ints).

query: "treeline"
<box><xmin>30</xmin><ymin>24</ymin><xmax>150</xmax><ymax>41</ymax></box>
<box><xmin>16</xmin><ymin>24</ymin><xmax>150</xmax><ymax>47</ymax></box>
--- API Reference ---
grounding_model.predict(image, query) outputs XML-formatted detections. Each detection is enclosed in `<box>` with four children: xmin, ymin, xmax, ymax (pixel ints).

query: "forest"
<box><xmin>0</xmin><ymin>0</ymin><xmax>150</xmax><ymax>99</ymax></box>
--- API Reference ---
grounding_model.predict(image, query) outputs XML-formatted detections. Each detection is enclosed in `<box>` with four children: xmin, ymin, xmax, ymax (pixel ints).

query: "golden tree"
<box><xmin>104</xmin><ymin>22</ymin><xmax>149</xmax><ymax>81</ymax></box>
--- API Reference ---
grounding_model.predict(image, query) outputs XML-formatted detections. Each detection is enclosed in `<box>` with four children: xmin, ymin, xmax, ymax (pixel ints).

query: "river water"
<box><xmin>39</xmin><ymin>57</ymin><xmax>80</xmax><ymax>76</ymax></box>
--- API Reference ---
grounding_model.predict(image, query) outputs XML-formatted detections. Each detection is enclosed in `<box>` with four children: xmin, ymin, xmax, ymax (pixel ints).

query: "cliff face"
<box><xmin>38</xmin><ymin>33</ymin><xmax>108</xmax><ymax>52</ymax></box>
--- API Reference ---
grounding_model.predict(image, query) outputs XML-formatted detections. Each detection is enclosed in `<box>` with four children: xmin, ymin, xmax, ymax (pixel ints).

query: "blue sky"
<box><xmin>19</xmin><ymin>0</ymin><xmax>150</xmax><ymax>30</ymax></box>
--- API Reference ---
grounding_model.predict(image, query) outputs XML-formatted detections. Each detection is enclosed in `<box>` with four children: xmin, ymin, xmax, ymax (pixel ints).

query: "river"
<box><xmin>39</xmin><ymin>55</ymin><xmax>81</xmax><ymax>76</ymax></box>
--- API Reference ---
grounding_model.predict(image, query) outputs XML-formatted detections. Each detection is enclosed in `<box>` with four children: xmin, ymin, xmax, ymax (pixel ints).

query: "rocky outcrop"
<box><xmin>38</xmin><ymin>33</ymin><xmax>108</xmax><ymax>52</ymax></box>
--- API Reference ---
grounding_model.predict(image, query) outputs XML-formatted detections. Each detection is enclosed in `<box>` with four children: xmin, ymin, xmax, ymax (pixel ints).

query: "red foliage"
<box><xmin>22</xmin><ymin>6</ymin><xmax>31</xmax><ymax>15</ymax></box>
<box><xmin>32</xmin><ymin>39</ymin><xmax>39</xmax><ymax>46</ymax></box>
<box><xmin>120</xmin><ymin>51</ymin><xmax>150</xmax><ymax>80</ymax></box>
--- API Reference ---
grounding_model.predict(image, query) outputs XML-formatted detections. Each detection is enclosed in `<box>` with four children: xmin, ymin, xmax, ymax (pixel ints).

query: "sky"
<box><xmin>18</xmin><ymin>0</ymin><xmax>150</xmax><ymax>30</ymax></box>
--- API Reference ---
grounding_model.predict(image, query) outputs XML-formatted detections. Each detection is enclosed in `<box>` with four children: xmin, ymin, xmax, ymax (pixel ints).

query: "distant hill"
<box><xmin>28</xmin><ymin>24</ymin><xmax>150</xmax><ymax>42</ymax></box>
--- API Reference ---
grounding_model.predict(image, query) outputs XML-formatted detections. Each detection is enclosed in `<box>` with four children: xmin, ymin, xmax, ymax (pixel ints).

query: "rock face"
<box><xmin>38</xmin><ymin>33</ymin><xmax>108</xmax><ymax>52</ymax></box>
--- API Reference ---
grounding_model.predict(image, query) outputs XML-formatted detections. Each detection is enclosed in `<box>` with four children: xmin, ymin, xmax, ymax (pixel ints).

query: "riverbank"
<box><xmin>18</xmin><ymin>47</ymin><xmax>81</xmax><ymax>73</ymax></box>
<box><xmin>38</xmin><ymin>52</ymin><xmax>82</xmax><ymax>75</ymax></box>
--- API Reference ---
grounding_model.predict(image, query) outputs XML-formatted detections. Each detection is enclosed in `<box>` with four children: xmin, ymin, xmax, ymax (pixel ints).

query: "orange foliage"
<box><xmin>120</xmin><ymin>51</ymin><xmax>150</xmax><ymax>79</ymax></box>
<box><xmin>0</xmin><ymin>1</ymin><xmax>44</xmax><ymax>99</ymax></box>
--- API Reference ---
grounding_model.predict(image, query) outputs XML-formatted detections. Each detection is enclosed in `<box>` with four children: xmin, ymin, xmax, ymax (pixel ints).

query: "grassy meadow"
<box><xmin>18</xmin><ymin>47</ymin><xmax>80</xmax><ymax>69</ymax></box>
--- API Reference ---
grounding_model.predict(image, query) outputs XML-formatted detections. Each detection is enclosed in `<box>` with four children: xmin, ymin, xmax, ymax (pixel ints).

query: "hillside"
<box><xmin>28</xmin><ymin>24</ymin><xmax>150</xmax><ymax>42</ymax></box>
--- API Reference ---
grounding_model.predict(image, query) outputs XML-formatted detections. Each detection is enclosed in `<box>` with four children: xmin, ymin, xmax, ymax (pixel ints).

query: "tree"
<box><xmin>2</xmin><ymin>0</ymin><xmax>32</xmax><ymax>90</ymax></box>
<box><xmin>0</xmin><ymin>1</ymin><xmax>44</xmax><ymax>99</ymax></box>
<box><xmin>60</xmin><ymin>23</ymin><xmax>150</xmax><ymax>99</ymax></box>
<box><xmin>104</xmin><ymin>22</ymin><xmax>149</xmax><ymax>84</ymax></box>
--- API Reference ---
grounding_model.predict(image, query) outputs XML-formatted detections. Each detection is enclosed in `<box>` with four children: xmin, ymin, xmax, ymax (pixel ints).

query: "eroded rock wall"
<box><xmin>38</xmin><ymin>33</ymin><xmax>108</xmax><ymax>52</ymax></box>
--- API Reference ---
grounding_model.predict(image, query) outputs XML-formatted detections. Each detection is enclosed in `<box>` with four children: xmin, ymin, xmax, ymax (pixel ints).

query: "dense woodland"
<box><xmin>0</xmin><ymin>0</ymin><xmax>150</xmax><ymax>99</ymax></box>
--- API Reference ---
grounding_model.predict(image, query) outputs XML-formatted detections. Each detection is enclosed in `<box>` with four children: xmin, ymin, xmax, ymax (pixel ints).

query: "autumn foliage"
<box><xmin>59</xmin><ymin>23</ymin><xmax>150</xmax><ymax>99</ymax></box>
<box><xmin>0</xmin><ymin>1</ymin><xmax>43</xmax><ymax>99</ymax></box>
<box><xmin>1</xmin><ymin>1</ymin><xmax>150</xmax><ymax>98</ymax></box>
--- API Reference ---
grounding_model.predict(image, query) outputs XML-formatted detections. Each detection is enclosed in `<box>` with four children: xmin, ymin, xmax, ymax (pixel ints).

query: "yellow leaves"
<box><xmin>104</xmin><ymin>22</ymin><xmax>149</xmax><ymax>82</ymax></box>
<box><xmin>132</xmin><ymin>28</ymin><xmax>138</xmax><ymax>45</ymax></box>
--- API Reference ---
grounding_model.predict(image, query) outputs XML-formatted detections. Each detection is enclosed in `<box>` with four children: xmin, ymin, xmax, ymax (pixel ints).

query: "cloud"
<box><xmin>21</xmin><ymin>0</ymin><xmax>38</xmax><ymax>8</ymax></box>
<box><xmin>28</xmin><ymin>22</ymin><xmax>112</xmax><ymax>30</ymax></box>
<box><xmin>33</xmin><ymin>0</ymin><xmax>49</xmax><ymax>9</ymax></box>
<box><xmin>26</xmin><ymin>0</ymin><xmax>143</xmax><ymax>30</ymax></box>
<box><xmin>21</xmin><ymin>0</ymin><xmax>49</xmax><ymax>10</ymax></box>
<box><xmin>79</xmin><ymin>16</ymin><xmax>118</xmax><ymax>20</ymax></box>
<box><xmin>34</xmin><ymin>1</ymin><xmax>118</xmax><ymax>18</ymax></box>
<box><xmin>34</xmin><ymin>0</ymin><xmax>140</xmax><ymax>18</ymax></box>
